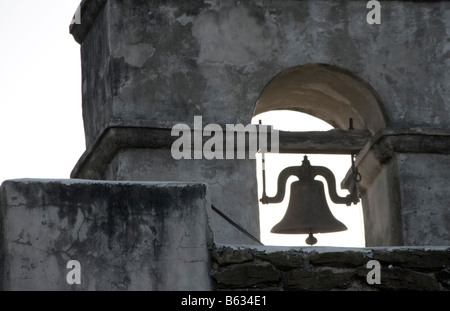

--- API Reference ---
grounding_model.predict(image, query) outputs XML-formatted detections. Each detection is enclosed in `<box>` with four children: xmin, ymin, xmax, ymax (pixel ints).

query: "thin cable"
<box><xmin>211</xmin><ymin>204</ymin><xmax>263</xmax><ymax>245</ymax></box>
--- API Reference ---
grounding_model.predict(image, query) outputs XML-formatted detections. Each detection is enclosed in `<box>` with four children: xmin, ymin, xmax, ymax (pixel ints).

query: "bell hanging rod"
<box><xmin>268</xmin><ymin>128</ymin><xmax>372</xmax><ymax>155</ymax></box>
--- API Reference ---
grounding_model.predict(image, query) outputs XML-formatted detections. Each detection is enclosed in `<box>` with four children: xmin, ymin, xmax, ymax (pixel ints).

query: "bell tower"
<box><xmin>70</xmin><ymin>0</ymin><xmax>450</xmax><ymax>247</ymax></box>
<box><xmin>69</xmin><ymin>0</ymin><xmax>263</xmax><ymax>245</ymax></box>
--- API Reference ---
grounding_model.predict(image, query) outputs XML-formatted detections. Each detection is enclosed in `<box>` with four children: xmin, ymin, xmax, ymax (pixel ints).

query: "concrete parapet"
<box><xmin>0</xmin><ymin>179</ymin><xmax>212</xmax><ymax>290</ymax></box>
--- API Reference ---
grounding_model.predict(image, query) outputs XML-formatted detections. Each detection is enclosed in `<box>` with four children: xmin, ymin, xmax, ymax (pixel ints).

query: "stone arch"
<box><xmin>252</xmin><ymin>63</ymin><xmax>390</xmax><ymax>246</ymax></box>
<box><xmin>253</xmin><ymin>64</ymin><xmax>388</xmax><ymax>134</ymax></box>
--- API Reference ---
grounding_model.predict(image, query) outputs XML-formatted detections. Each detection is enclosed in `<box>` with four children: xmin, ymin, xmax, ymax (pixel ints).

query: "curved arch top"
<box><xmin>253</xmin><ymin>64</ymin><xmax>388</xmax><ymax>134</ymax></box>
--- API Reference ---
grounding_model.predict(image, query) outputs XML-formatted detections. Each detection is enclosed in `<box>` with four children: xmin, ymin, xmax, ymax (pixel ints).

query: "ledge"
<box><xmin>72</xmin><ymin>118</ymin><xmax>450</xmax><ymax>182</ymax></box>
<box><xmin>71</xmin><ymin>119</ymin><xmax>213</xmax><ymax>179</ymax></box>
<box><xmin>341</xmin><ymin>127</ymin><xmax>450</xmax><ymax>190</ymax></box>
<box><xmin>70</xmin><ymin>119</ymin><xmax>372</xmax><ymax>180</ymax></box>
<box><xmin>356</xmin><ymin>128</ymin><xmax>450</xmax><ymax>165</ymax></box>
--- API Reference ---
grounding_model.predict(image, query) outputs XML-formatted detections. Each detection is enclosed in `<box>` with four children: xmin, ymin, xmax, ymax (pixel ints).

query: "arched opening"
<box><xmin>254</xmin><ymin>64</ymin><xmax>387</xmax><ymax>134</ymax></box>
<box><xmin>252</xmin><ymin>64</ymin><xmax>387</xmax><ymax>247</ymax></box>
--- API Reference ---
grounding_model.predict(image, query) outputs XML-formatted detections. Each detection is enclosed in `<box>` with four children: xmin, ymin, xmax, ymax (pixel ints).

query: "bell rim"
<box><xmin>270</xmin><ymin>223</ymin><xmax>348</xmax><ymax>235</ymax></box>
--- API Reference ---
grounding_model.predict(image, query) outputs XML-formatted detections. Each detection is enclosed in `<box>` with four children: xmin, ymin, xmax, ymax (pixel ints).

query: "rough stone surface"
<box><xmin>373</xmin><ymin>249</ymin><xmax>450</xmax><ymax>271</ymax></box>
<box><xmin>359</xmin><ymin>154</ymin><xmax>404</xmax><ymax>246</ymax></box>
<box><xmin>355</xmin><ymin>265</ymin><xmax>442</xmax><ymax>291</ymax></box>
<box><xmin>396</xmin><ymin>153</ymin><xmax>450</xmax><ymax>245</ymax></box>
<box><xmin>309</xmin><ymin>251</ymin><xmax>368</xmax><ymax>268</ymax></box>
<box><xmin>104</xmin><ymin>148</ymin><xmax>260</xmax><ymax>246</ymax></box>
<box><xmin>75</xmin><ymin>0</ymin><xmax>450</xmax><ymax>148</ymax></box>
<box><xmin>211</xmin><ymin>261</ymin><xmax>281</xmax><ymax>289</ymax></box>
<box><xmin>355</xmin><ymin>130</ymin><xmax>450</xmax><ymax>246</ymax></box>
<box><xmin>287</xmin><ymin>268</ymin><xmax>354</xmax><ymax>291</ymax></box>
<box><xmin>210</xmin><ymin>245</ymin><xmax>450</xmax><ymax>291</ymax></box>
<box><xmin>211</xmin><ymin>247</ymin><xmax>254</xmax><ymax>266</ymax></box>
<box><xmin>70</xmin><ymin>0</ymin><xmax>450</xmax><ymax>248</ymax></box>
<box><xmin>436</xmin><ymin>269</ymin><xmax>450</xmax><ymax>289</ymax></box>
<box><xmin>255</xmin><ymin>251</ymin><xmax>304</xmax><ymax>271</ymax></box>
<box><xmin>0</xmin><ymin>179</ymin><xmax>212</xmax><ymax>290</ymax></box>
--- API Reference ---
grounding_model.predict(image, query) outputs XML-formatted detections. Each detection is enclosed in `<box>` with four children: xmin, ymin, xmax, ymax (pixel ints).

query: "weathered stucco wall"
<box><xmin>104</xmin><ymin>148</ymin><xmax>260</xmax><ymax>244</ymax></box>
<box><xmin>0</xmin><ymin>179</ymin><xmax>212</xmax><ymax>290</ymax></box>
<box><xmin>211</xmin><ymin>245</ymin><xmax>450</xmax><ymax>291</ymax></box>
<box><xmin>355</xmin><ymin>130</ymin><xmax>450</xmax><ymax>246</ymax></box>
<box><xmin>1</xmin><ymin>179</ymin><xmax>449</xmax><ymax>291</ymax></box>
<box><xmin>360</xmin><ymin>156</ymin><xmax>404</xmax><ymax>246</ymax></box>
<box><xmin>69</xmin><ymin>0</ymin><xmax>450</xmax><ymax>247</ymax></box>
<box><xmin>74</xmin><ymin>0</ymin><xmax>450</xmax><ymax>145</ymax></box>
<box><xmin>396</xmin><ymin>153</ymin><xmax>450</xmax><ymax>246</ymax></box>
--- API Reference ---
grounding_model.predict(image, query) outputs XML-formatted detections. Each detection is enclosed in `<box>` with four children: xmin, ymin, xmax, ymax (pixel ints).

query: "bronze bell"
<box><xmin>260</xmin><ymin>155</ymin><xmax>359</xmax><ymax>245</ymax></box>
<box><xmin>270</xmin><ymin>180</ymin><xmax>347</xmax><ymax>235</ymax></box>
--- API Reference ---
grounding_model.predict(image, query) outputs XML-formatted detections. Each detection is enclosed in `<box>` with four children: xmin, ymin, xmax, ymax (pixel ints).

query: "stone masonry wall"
<box><xmin>210</xmin><ymin>245</ymin><xmax>450</xmax><ymax>291</ymax></box>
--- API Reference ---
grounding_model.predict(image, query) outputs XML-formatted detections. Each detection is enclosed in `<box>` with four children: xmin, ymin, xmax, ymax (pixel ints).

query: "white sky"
<box><xmin>0</xmin><ymin>0</ymin><xmax>85</xmax><ymax>184</ymax></box>
<box><xmin>0</xmin><ymin>1</ymin><xmax>364</xmax><ymax>247</ymax></box>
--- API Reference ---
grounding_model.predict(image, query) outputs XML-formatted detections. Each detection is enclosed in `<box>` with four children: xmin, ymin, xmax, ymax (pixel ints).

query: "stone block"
<box><xmin>356</xmin><ymin>267</ymin><xmax>441</xmax><ymax>291</ymax></box>
<box><xmin>255</xmin><ymin>251</ymin><xmax>304</xmax><ymax>271</ymax></box>
<box><xmin>0</xmin><ymin>179</ymin><xmax>212</xmax><ymax>290</ymax></box>
<box><xmin>287</xmin><ymin>268</ymin><xmax>353</xmax><ymax>291</ymax></box>
<box><xmin>211</xmin><ymin>261</ymin><xmax>281</xmax><ymax>289</ymax></box>
<box><xmin>309</xmin><ymin>251</ymin><xmax>368</xmax><ymax>268</ymax></box>
<box><xmin>436</xmin><ymin>269</ymin><xmax>450</xmax><ymax>290</ymax></box>
<box><xmin>211</xmin><ymin>247</ymin><xmax>254</xmax><ymax>267</ymax></box>
<box><xmin>373</xmin><ymin>249</ymin><xmax>450</xmax><ymax>271</ymax></box>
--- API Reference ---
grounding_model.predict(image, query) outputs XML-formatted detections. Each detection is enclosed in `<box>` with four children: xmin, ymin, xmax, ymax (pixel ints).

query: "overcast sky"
<box><xmin>0</xmin><ymin>0</ymin><xmax>85</xmax><ymax>184</ymax></box>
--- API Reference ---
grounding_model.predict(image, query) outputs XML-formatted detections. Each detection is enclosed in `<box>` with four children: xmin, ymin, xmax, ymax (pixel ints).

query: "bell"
<box><xmin>270</xmin><ymin>179</ymin><xmax>347</xmax><ymax>244</ymax></box>
<box><xmin>260</xmin><ymin>155</ymin><xmax>358</xmax><ymax>246</ymax></box>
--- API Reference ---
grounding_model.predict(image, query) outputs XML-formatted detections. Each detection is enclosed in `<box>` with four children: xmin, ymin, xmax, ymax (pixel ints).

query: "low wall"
<box><xmin>0</xmin><ymin>179</ymin><xmax>212</xmax><ymax>290</ymax></box>
<box><xmin>210</xmin><ymin>245</ymin><xmax>450</xmax><ymax>291</ymax></box>
<box><xmin>1</xmin><ymin>178</ymin><xmax>449</xmax><ymax>291</ymax></box>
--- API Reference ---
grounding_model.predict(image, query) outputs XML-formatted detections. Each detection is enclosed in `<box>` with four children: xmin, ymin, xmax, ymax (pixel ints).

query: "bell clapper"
<box><xmin>305</xmin><ymin>228</ymin><xmax>318</xmax><ymax>246</ymax></box>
